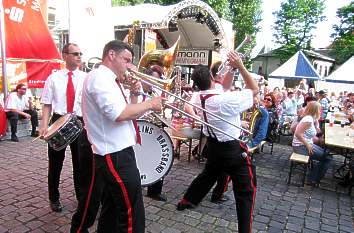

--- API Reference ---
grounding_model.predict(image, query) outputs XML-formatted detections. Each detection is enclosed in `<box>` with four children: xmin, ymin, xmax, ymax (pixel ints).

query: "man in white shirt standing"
<box><xmin>71</xmin><ymin>40</ymin><xmax>162</xmax><ymax>233</ymax></box>
<box><xmin>177</xmin><ymin>51</ymin><xmax>259</xmax><ymax>233</ymax></box>
<box><xmin>5</xmin><ymin>83</ymin><xmax>38</xmax><ymax>141</ymax></box>
<box><xmin>39</xmin><ymin>43</ymin><xmax>87</xmax><ymax>212</ymax></box>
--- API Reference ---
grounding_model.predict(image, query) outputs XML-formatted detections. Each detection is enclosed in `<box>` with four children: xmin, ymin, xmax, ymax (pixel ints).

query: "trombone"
<box><xmin>125</xmin><ymin>68</ymin><xmax>253</xmax><ymax>143</ymax></box>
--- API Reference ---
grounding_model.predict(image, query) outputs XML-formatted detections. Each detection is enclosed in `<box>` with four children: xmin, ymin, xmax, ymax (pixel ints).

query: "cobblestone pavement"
<box><xmin>0</xmin><ymin>137</ymin><xmax>353</xmax><ymax>233</ymax></box>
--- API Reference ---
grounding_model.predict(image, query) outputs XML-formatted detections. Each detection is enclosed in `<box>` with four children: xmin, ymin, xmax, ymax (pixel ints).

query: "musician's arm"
<box><xmin>39</xmin><ymin>104</ymin><xmax>52</xmax><ymax>135</ymax></box>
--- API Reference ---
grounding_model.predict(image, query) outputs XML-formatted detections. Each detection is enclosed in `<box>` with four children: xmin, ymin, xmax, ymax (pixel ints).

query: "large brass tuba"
<box><xmin>138</xmin><ymin>36</ymin><xmax>180</xmax><ymax>80</ymax></box>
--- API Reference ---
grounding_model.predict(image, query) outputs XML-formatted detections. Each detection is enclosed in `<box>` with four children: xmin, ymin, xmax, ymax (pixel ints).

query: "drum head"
<box><xmin>133</xmin><ymin>120</ymin><xmax>174</xmax><ymax>186</ymax></box>
<box><xmin>44</xmin><ymin>114</ymin><xmax>71</xmax><ymax>139</ymax></box>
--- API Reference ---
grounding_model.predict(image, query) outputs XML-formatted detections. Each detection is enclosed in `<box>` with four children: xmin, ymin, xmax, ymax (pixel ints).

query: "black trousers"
<box><xmin>147</xmin><ymin>179</ymin><xmax>163</xmax><ymax>197</ymax></box>
<box><xmin>211</xmin><ymin>172</ymin><xmax>230</xmax><ymax>200</ymax></box>
<box><xmin>6</xmin><ymin>109</ymin><xmax>38</xmax><ymax>135</ymax></box>
<box><xmin>71</xmin><ymin>130</ymin><xmax>102</xmax><ymax>233</ymax></box>
<box><xmin>183</xmin><ymin>138</ymin><xmax>257</xmax><ymax>233</ymax></box>
<box><xmin>48</xmin><ymin>113</ymin><xmax>81</xmax><ymax>202</ymax></box>
<box><xmin>71</xmin><ymin>146</ymin><xmax>145</xmax><ymax>233</ymax></box>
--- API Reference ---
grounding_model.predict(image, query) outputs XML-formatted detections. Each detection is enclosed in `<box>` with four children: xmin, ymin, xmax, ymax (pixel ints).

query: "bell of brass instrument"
<box><xmin>138</xmin><ymin>36</ymin><xmax>180</xmax><ymax>80</ymax></box>
<box><xmin>217</xmin><ymin>34</ymin><xmax>251</xmax><ymax>76</ymax></box>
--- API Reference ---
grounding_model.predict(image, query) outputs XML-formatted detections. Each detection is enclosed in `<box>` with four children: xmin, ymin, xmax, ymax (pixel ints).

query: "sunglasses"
<box><xmin>66</xmin><ymin>52</ymin><xmax>83</xmax><ymax>56</ymax></box>
<box><xmin>264</xmin><ymin>98</ymin><xmax>272</xmax><ymax>102</ymax></box>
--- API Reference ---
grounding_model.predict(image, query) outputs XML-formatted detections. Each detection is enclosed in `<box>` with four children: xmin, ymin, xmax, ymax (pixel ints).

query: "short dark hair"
<box><xmin>102</xmin><ymin>40</ymin><xmax>134</xmax><ymax>59</ymax></box>
<box><xmin>62</xmin><ymin>43</ymin><xmax>78</xmax><ymax>53</ymax></box>
<box><xmin>191</xmin><ymin>65</ymin><xmax>211</xmax><ymax>91</ymax></box>
<box><xmin>303</xmin><ymin>96</ymin><xmax>317</xmax><ymax>107</ymax></box>
<box><xmin>210</xmin><ymin>61</ymin><xmax>222</xmax><ymax>79</ymax></box>
<box><xmin>15</xmin><ymin>83</ymin><xmax>26</xmax><ymax>92</ymax></box>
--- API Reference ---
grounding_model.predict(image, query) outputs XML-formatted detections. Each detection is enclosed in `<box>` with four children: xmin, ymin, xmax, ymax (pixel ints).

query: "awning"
<box><xmin>269</xmin><ymin>51</ymin><xmax>320</xmax><ymax>80</ymax></box>
<box><xmin>325</xmin><ymin>56</ymin><xmax>354</xmax><ymax>84</ymax></box>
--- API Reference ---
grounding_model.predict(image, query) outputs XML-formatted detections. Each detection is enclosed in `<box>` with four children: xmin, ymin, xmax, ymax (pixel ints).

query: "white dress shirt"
<box><xmin>41</xmin><ymin>68</ymin><xmax>87</xmax><ymax>116</ymax></box>
<box><xmin>82</xmin><ymin>65</ymin><xmax>136</xmax><ymax>155</ymax></box>
<box><xmin>192</xmin><ymin>89</ymin><xmax>253</xmax><ymax>142</ymax></box>
<box><xmin>4</xmin><ymin>92</ymin><xmax>28</xmax><ymax>112</ymax></box>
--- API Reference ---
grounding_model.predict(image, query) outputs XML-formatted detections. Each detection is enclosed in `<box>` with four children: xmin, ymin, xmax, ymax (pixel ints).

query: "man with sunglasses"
<box><xmin>39</xmin><ymin>43</ymin><xmax>86</xmax><ymax>212</ymax></box>
<box><xmin>4</xmin><ymin>83</ymin><xmax>38</xmax><ymax>142</ymax></box>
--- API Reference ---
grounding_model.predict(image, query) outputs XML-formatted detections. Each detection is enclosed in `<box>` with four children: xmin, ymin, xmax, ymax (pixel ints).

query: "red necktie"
<box><xmin>115</xmin><ymin>79</ymin><xmax>141</xmax><ymax>145</ymax></box>
<box><xmin>67</xmin><ymin>71</ymin><xmax>75</xmax><ymax>113</ymax></box>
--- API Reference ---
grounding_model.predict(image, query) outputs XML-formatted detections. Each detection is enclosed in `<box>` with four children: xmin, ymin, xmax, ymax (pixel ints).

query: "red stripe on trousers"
<box><xmin>223</xmin><ymin>176</ymin><xmax>231</xmax><ymax>193</ymax></box>
<box><xmin>77</xmin><ymin>154</ymin><xmax>96</xmax><ymax>233</ymax></box>
<box><xmin>246</xmin><ymin>156</ymin><xmax>257</xmax><ymax>233</ymax></box>
<box><xmin>106</xmin><ymin>154</ymin><xmax>133</xmax><ymax>233</ymax></box>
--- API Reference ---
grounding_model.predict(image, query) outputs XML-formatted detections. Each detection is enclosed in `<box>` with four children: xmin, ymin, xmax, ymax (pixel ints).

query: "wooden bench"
<box><xmin>288</xmin><ymin>152</ymin><xmax>310</xmax><ymax>186</ymax></box>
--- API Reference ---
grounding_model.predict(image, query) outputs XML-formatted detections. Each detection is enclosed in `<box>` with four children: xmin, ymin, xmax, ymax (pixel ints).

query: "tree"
<box><xmin>329</xmin><ymin>2</ymin><xmax>354</xmax><ymax>65</ymax></box>
<box><xmin>272</xmin><ymin>0</ymin><xmax>325</xmax><ymax>62</ymax></box>
<box><xmin>111</xmin><ymin>0</ymin><xmax>143</xmax><ymax>6</ymax></box>
<box><xmin>229</xmin><ymin>0</ymin><xmax>262</xmax><ymax>63</ymax></box>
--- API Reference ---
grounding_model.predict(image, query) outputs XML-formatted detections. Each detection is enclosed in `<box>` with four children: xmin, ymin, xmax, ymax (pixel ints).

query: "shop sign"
<box><xmin>176</xmin><ymin>50</ymin><xmax>209</xmax><ymax>66</ymax></box>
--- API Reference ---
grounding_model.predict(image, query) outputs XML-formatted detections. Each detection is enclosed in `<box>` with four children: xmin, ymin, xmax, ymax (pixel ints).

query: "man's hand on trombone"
<box><xmin>147</xmin><ymin>97</ymin><xmax>163</xmax><ymax>113</ymax></box>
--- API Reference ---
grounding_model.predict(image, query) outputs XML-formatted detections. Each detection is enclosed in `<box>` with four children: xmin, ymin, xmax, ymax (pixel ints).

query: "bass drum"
<box><xmin>133</xmin><ymin>120</ymin><xmax>174</xmax><ymax>186</ymax></box>
<box><xmin>0</xmin><ymin>103</ymin><xmax>6</xmax><ymax>138</ymax></box>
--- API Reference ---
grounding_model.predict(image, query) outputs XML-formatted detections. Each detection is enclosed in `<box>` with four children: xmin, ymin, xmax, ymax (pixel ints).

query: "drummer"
<box><xmin>39</xmin><ymin>43</ymin><xmax>87</xmax><ymax>212</ymax></box>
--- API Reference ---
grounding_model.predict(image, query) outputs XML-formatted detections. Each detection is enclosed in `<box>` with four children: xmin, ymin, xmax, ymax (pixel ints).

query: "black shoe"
<box><xmin>147</xmin><ymin>194</ymin><xmax>167</xmax><ymax>202</ymax></box>
<box><xmin>176</xmin><ymin>199</ymin><xmax>195</xmax><ymax>211</ymax></box>
<box><xmin>338</xmin><ymin>180</ymin><xmax>351</xmax><ymax>187</ymax></box>
<box><xmin>50</xmin><ymin>201</ymin><xmax>63</xmax><ymax>212</ymax></box>
<box><xmin>211</xmin><ymin>195</ymin><xmax>229</xmax><ymax>204</ymax></box>
<box><xmin>10</xmin><ymin>135</ymin><xmax>19</xmax><ymax>142</ymax></box>
<box><xmin>305</xmin><ymin>181</ymin><xmax>319</xmax><ymax>187</ymax></box>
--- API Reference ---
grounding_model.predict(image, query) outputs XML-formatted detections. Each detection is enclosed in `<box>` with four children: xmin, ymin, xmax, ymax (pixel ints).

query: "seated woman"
<box><xmin>292</xmin><ymin>101</ymin><xmax>332</xmax><ymax>186</ymax></box>
<box><xmin>263</xmin><ymin>92</ymin><xmax>280</xmax><ymax>143</ymax></box>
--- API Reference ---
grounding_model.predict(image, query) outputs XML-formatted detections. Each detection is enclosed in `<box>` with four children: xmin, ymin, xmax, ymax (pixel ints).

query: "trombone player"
<box><xmin>72</xmin><ymin>40</ymin><xmax>162</xmax><ymax>233</ymax></box>
<box><xmin>177</xmin><ymin>51</ymin><xmax>259</xmax><ymax>233</ymax></box>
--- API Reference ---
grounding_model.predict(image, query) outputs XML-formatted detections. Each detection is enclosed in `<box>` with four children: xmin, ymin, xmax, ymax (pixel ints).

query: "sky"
<box><xmin>256</xmin><ymin>0</ymin><xmax>351</xmax><ymax>53</ymax></box>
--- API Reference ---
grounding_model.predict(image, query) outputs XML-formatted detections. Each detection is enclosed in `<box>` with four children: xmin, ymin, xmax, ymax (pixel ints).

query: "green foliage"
<box><xmin>228</xmin><ymin>0</ymin><xmax>262</xmax><ymax>68</ymax></box>
<box><xmin>329</xmin><ymin>2</ymin><xmax>354</xmax><ymax>64</ymax></box>
<box><xmin>273</xmin><ymin>0</ymin><xmax>325</xmax><ymax>62</ymax></box>
<box><xmin>143</xmin><ymin>0</ymin><xmax>178</xmax><ymax>5</ymax></box>
<box><xmin>111</xmin><ymin>0</ymin><xmax>144</xmax><ymax>6</ymax></box>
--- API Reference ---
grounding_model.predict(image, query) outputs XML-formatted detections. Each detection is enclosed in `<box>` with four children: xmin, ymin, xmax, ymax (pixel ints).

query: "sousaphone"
<box><xmin>138</xmin><ymin>36</ymin><xmax>180</xmax><ymax>80</ymax></box>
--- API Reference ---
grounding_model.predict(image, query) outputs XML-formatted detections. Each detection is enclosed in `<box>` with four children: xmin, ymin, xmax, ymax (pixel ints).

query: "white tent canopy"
<box><xmin>269</xmin><ymin>51</ymin><xmax>320</xmax><ymax>80</ymax></box>
<box><xmin>65</xmin><ymin>0</ymin><xmax>233</xmax><ymax>63</ymax></box>
<box><xmin>110</xmin><ymin>0</ymin><xmax>231</xmax><ymax>50</ymax></box>
<box><xmin>325</xmin><ymin>56</ymin><xmax>354</xmax><ymax>84</ymax></box>
<box><xmin>317</xmin><ymin>56</ymin><xmax>354</xmax><ymax>94</ymax></box>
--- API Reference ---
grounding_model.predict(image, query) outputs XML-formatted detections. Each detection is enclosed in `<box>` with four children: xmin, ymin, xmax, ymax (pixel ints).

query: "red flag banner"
<box><xmin>3</xmin><ymin>0</ymin><xmax>61</xmax><ymax>88</ymax></box>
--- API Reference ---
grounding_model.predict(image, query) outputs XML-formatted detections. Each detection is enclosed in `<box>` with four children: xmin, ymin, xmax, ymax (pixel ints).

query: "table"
<box><xmin>325</xmin><ymin>123</ymin><xmax>354</xmax><ymax>150</ymax></box>
<box><xmin>325</xmin><ymin>112</ymin><xmax>349</xmax><ymax>125</ymax></box>
<box><xmin>324</xmin><ymin>123</ymin><xmax>354</xmax><ymax>193</ymax></box>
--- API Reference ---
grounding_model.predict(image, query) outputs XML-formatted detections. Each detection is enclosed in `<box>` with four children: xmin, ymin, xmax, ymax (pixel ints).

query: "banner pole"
<box><xmin>0</xmin><ymin>2</ymin><xmax>8</xmax><ymax>101</ymax></box>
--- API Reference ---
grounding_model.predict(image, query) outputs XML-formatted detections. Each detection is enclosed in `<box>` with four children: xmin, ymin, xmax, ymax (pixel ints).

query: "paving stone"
<box><xmin>0</xmin><ymin>137</ymin><xmax>353</xmax><ymax>232</ymax></box>
<box><xmin>285</xmin><ymin>222</ymin><xmax>303</xmax><ymax>232</ymax></box>
<box><xmin>320</xmin><ymin>223</ymin><xmax>339</xmax><ymax>232</ymax></box>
